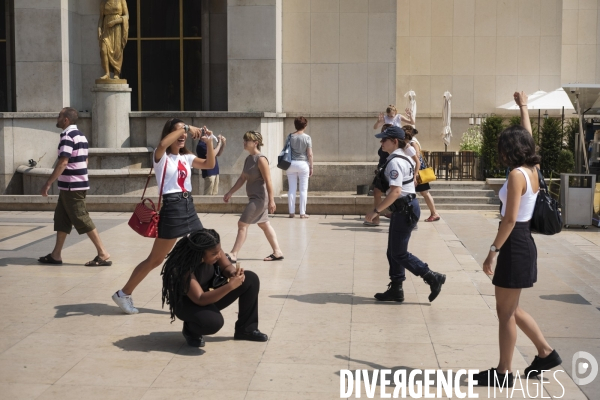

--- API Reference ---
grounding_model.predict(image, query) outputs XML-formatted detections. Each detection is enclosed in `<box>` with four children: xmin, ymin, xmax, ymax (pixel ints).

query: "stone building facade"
<box><xmin>0</xmin><ymin>0</ymin><xmax>598</xmax><ymax>195</ymax></box>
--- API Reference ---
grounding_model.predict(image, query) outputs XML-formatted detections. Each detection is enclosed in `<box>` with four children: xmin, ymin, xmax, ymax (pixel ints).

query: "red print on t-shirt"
<box><xmin>177</xmin><ymin>160</ymin><xmax>188</xmax><ymax>191</ymax></box>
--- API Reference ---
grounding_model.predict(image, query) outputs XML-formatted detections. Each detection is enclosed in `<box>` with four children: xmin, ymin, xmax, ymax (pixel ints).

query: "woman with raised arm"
<box><xmin>112</xmin><ymin>119</ymin><xmax>218</xmax><ymax>314</ymax></box>
<box><xmin>223</xmin><ymin>131</ymin><xmax>284</xmax><ymax>263</ymax></box>
<box><xmin>475</xmin><ymin>92</ymin><xmax>562</xmax><ymax>387</ymax></box>
<box><xmin>373</xmin><ymin>105</ymin><xmax>414</xmax><ymax>130</ymax></box>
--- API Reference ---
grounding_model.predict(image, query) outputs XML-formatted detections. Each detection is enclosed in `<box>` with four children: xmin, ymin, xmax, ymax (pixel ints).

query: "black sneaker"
<box><xmin>374</xmin><ymin>281</ymin><xmax>404</xmax><ymax>302</ymax></box>
<box><xmin>182</xmin><ymin>324</ymin><xmax>205</xmax><ymax>348</ymax></box>
<box><xmin>475</xmin><ymin>368</ymin><xmax>514</xmax><ymax>387</ymax></box>
<box><xmin>422</xmin><ymin>271</ymin><xmax>446</xmax><ymax>302</ymax></box>
<box><xmin>524</xmin><ymin>350</ymin><xmax>562</xmax><ymax>377</ymax></box>
<box><xmin>234</xmin><ymin>329</ymin><xmax>268</xmax><ymax>342</ymax></box>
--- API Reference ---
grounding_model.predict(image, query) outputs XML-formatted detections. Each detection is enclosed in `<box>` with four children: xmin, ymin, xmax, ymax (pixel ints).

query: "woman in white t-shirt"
<box><xmin>112</xmin><ymin>118</ymin><xmax>220</xmax><ymax>315</ymax></box>
<box><xmin>373</xmin><ymin>105</ymin><xmax>414</xmax><ymax>130</ymax></box>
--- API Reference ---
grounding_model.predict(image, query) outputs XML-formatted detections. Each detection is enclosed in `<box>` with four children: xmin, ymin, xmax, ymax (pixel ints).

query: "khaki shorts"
<box><xmin>54</xmin><ymin>190</ymin><xmax>96</xmax><ymax>234</ymax></box>
<box><xmin>203</xmin><ymin>175</ymin><xmax>219</xmax><ymax>195</ymax></box>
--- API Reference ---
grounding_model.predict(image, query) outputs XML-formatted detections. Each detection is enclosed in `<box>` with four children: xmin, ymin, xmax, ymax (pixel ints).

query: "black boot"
<box><xmin>374</xmin><ymin>281</ymin><xmax>404</xmax><ymax>302</ymax></box>
<box><xmin>182</xmin><ymin>323</ymin><xmax>205</xmax><ymax>348</ymax></box>
<box><xmin>423</xmin><ymin>271</ymin><xmax>446</xmax><ymax>302</ymax></box>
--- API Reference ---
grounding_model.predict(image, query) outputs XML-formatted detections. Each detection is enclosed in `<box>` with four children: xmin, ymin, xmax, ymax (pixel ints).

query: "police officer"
<box><xmin>365</xmin><ymin>126</ymin><xmax>446</xmax><ymax>303</ymax></box>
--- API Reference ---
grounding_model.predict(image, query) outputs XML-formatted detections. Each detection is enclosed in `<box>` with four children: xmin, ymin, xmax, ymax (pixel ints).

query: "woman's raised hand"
<box><xmin>405</xmin><ymin>108</ymin><xmax>412</xmax><ymax>117</ymax></box>
<box><xmin>514</xmin><ymin>91</ymin><xmax>528</xmax><ymax>108</ymax></box>
<box><xmin>187</xmin><ymin>125</ymin><xmax>203</xmax><ymax>140</ymax></box>
<box><xmin>377</xmin><ymin>113</ymin><xmax>385</xmax><ymax>122</ymax></box>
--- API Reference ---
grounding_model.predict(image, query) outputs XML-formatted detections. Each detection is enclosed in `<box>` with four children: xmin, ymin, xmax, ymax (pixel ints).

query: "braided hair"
<box><xmin>161</xmin><ymin>229</ymin><xmax>221</xmax><ymax>321</ymax></box>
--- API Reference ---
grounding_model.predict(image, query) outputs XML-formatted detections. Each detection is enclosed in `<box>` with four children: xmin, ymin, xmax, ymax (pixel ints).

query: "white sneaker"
<box><xmin>112</xmin><ymin>291</ymin><xmax>139</xmax><ymax>314</ymax></box>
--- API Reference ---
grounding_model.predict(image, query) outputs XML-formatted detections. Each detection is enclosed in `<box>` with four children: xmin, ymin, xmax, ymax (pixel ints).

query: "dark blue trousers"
<box><xmin>387</xmin><ymin>198</ymin><xmax>430</xmax><ymax>282</ymax></box>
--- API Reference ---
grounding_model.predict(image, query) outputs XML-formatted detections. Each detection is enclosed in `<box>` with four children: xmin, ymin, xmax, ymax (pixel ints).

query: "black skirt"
<box><xmin>157</xmin><ymin>192</ymin><xmax>203</xmax><ymax>239</ymax></box>
<box><xmin>415</xmin><ymin>183</ymin><xmax>431</xmax><ymax>192</ymax></box>
<box><xmin>493</xmin><ymin>221</ymin><xmax>537</xmax><ymax>289</ymax></box>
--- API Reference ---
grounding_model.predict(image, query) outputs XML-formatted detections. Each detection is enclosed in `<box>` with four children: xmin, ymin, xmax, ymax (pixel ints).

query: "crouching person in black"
<box><xmin>161</xmin><ymin>229</ymin><xmax>268</xmax><ymax>347</ymax></box>
<box><xmin>365</xmin><ymin>126</ymin><xmax>446</xmax><ymax>303</ymax></box>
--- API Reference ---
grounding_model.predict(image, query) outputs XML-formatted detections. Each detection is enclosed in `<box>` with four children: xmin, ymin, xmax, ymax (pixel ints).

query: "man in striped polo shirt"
<box><xmin>38</xmin><ymin>107</ymin><xmax>112</xmax><ymax>267</ymax></box>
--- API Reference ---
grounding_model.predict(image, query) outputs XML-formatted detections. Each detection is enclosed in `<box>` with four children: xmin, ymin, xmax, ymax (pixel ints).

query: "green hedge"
<box><xmin>481</xmin><ymin>115</ymin><xmax>505</xmax><ymax>178</ymax></box>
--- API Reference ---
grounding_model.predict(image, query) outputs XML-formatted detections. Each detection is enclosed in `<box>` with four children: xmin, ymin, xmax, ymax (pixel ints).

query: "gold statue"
<box><xmin>98</xmin><ymin>0</ymin><xmax>129</xmax><ymax>80</ymax></box>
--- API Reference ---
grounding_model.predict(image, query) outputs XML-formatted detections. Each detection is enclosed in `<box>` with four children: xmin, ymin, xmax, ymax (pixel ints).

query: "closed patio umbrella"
<box><xmin>442</xmin><ymin>91</ymin><xmax>452</xmax><ymax>148</ymax></box>
<box><xmin>404</xmin><ymin>90</ymin><xmax>417</xmax><ymax>125</ymax></box>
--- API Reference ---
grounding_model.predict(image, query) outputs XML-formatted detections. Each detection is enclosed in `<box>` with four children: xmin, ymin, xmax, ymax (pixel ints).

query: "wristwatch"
<box><xmin>373</xmin><ymin>208</ymin><xmax>380</xmax><ymax>214</ymax></box>
<box><xmin>183</xmin><ymin>124</ymin><xmax>189</xmax><ymax>133</ymax></box>
<box><xmin>490</xmin><ymin>245</ymin><xmax>500</xmax><ymax>252</ymax></box>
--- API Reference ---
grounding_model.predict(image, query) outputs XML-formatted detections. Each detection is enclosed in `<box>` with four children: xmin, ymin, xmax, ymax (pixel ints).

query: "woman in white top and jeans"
<box><xmin>112</xmin><ymin>118</ymin><xmax>218</xmax><ymax>314</ymax></box>
<box><xmin>286</xmin><ymin>116</ymin><xmax>313</xmax><ymax>218</ymax></box>
<box><xmin>475</xmin><ymin>92</ymin><xmax>562</xmax><ymax>387</ymax></box>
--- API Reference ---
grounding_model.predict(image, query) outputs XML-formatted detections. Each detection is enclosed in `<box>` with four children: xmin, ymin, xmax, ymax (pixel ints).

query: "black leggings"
<box><xmin>175</xmin><ymin>270</ymin><xmax>260</xmax><ymax>337</ymax></box>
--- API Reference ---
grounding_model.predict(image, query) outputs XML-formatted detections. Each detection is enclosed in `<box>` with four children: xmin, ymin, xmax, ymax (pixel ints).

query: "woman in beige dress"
<box><xmin>223</xmin><ymin>131</ymin><xmax>284</xmax><ymax>262</ymax></box>
<box><xmin>98</xmin><ymin>0</ymin><xmax>129</xmax><ymax>80</ymax></box>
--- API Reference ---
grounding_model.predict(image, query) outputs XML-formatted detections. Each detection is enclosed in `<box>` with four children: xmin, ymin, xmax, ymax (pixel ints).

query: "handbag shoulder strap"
<box><xmin>156</xmin><ymin>155</ymin><xmax>169</xmax><ymax>211</ymax></box>
<box><xmin>536</xmin><ymin>167</ymin><xmax>549</xmax><ymax>192</ymax></box>
<box><xmin>140</xmin><ymin>165</ymin><xmax>154</xmax><ymax>200</ymax></box>
<box><xmin>381</xmin><ymin>154</ymin><xmax>415</xmax><ymax>182</ymax></box>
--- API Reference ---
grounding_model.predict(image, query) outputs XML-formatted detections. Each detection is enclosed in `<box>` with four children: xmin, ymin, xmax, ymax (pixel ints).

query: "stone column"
<box><xmin>14</xmin><ymin>0</ymin><xmax>84</xmax><ymax>111</ymax></box>
<box><xmin>91</xmin><ymin>84</ymin><xmax>132</xmax><ymax>148</ymax></box>
<box><xmin>227</xmin><ymin>0</ymin><xmax>282</xmax><ymax>112</ymax></box>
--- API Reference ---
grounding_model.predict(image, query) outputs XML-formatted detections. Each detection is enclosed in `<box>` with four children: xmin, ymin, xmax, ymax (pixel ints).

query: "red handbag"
<box><xmin>128</xmin><ymin>159</ymin><xmax>168</xmax><ymax>238</ymax></box>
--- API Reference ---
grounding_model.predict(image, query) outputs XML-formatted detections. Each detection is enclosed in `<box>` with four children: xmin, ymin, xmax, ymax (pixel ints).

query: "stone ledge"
<box><xmin>130</xmin><ymin>111</ymin><xmax>286</xmax><ymax>118</ymax></box>
<box><xmin>88</xmin><ymin>147</ymin><xmax>154</xmax><ymax>154</ymax></box>
<box><xmin>17</xmin><ymin>166</ymin><xmax>155</xmax><ymax>177</ymax></box>
<box><xmin>0</xmin><ymin>112</ymin><xmax>92</xmax><ymax>119</ymax></box>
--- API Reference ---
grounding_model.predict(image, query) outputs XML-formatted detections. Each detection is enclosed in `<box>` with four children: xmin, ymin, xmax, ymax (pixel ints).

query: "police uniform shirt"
<box><xmin>384</xmin><ymin>148</ymin><xmax>416</xmax><ymax>196</ymax></box>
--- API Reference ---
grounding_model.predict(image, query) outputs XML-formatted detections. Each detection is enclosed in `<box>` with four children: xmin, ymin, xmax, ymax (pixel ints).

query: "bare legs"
<box><xmin>495</xmin><ymin>287</ymin><xmax>553</xmax><ymax>374</ymax></box>
<box><xmin>419</xmin><ymin>190</ymin><xmax>439</xmax><ymax>218</ymax></box>
<box><xmin>50</xmin><ymin>228</ymin><xmax>110</xmax><ymax>262</ymax></box>
<box><xmin>258</xmin><ymin>221</ymin><xmax>284</xmax><ymax>259</ymax></box>
<box><xmin>229</xmin><ymin>220</ymin><xmax>284</xmax><ymax>261</ymax></box>
<box><xmin>229</xmin><ymin>221</ymin><xmax>249</xmax><ymax>261</ymax></box>
<box><xmin>371</xmin><ymin>188</ymin><xmax>382</xmax><ymax>224</ymax></box>
<box><xmin>50</xmin><ymin>232</ymin><xmax>68</xmax><ymax>261</ymax></box>
<box><xmin>121</xmin><ymin>238</ymin><xmax>177</xmax><ymax>295</ymax></box>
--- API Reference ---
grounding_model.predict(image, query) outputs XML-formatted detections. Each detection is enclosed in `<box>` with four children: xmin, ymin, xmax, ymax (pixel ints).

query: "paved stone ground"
<box><xmin>0</xmin><ymin>210</ymin><xmax>599</xmax><ymax>399</ymax></box>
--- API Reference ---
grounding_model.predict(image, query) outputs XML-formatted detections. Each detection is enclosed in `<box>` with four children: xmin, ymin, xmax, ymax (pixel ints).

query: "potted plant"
<box><xmin>459</xmin><ymin>126</ymin><xmax>483</xmax><ymax>179</ymax></box>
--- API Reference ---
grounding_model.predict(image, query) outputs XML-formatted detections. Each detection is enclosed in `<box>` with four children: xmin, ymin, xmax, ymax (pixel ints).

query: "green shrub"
<box><xmin>556</xmin><ymin>149</ymin><xmax>575</xmax><ymax>173</ymax></box>
<box><xmin>459</xmin><ymin>126</ymin><xmax>483</xmax><ymax>155</ymax></box>
<box><xmin>481</xmin><ymin>115</ymin><xmax>505</xmax><ymax>178</ymax></box>
<box><xmin>564</xmin><ymin>118</ymin><xmax>578</xmax><ymax>152</ymax></box>
<box><xmin>540</xmin><ymin>118</ymin><xmax>562</xmax><ymax>174</ymax></box>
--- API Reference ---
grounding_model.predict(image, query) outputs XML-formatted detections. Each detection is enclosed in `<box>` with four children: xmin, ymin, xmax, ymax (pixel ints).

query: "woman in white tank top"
<box><xmin>475</xmin><ymin>92</ymin><xmax>562</xmax><ymax>387</ymax></box>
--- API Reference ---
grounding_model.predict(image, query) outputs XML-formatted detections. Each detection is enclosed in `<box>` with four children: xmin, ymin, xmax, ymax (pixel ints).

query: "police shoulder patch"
<box><xmin>390</xmin><ymin>170</ymin><xmax>399</xmax><ymax>179</ymax></box>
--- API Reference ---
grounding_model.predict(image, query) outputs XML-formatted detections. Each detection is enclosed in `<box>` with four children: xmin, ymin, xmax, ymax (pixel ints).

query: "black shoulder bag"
<box><xmin>530</xmin><ymin>168</ymin><xmax>562</xmax><ymax>235</ymax></box>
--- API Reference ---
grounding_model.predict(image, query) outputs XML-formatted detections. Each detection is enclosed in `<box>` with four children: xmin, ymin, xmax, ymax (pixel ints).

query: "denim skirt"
<box><xmin>157</xmin><ymin>192</ymin><xmax>203</xmax><ymax>239</ymax></box>
<box><xmin>493</xmin><ymin>221</ymin><xmax>538</xmax><ymax>289</ymax></box>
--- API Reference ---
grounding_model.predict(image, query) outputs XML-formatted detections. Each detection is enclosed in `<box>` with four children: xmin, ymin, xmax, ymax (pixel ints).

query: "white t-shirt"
<box><xmin>384</xmin><ymin>114</ymin><xmax>403</xmax><ymax>127</ymax></box>
<box><xmin>154</xmin><ymin>151</ymin><xmax>197</xmax><ymax>194</ymax></box>
<box><xmin>384</xmin><ymin>148</ymin><xmax>416</xmax><ymax>196</ymax></box>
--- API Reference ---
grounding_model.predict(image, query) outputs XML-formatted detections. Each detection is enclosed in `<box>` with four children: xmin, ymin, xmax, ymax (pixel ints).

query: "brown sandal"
<box><xmin>85</xmin><ymin>256</ymin><xmax>112</xmax><ymax>267</ymax></box>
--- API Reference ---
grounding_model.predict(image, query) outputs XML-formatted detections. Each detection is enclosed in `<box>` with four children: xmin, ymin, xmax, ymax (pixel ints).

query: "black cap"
<box><xmin>375</xmin><ymin>125</ymin><xmax>406</xmax><ymax>140</ymax></box>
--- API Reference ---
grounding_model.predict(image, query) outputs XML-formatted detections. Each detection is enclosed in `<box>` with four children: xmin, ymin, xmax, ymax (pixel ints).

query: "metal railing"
<box><xmin>422</xmin><ymin>151</ymin><xmax>481</xmax><ymax>181</ymax></box>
